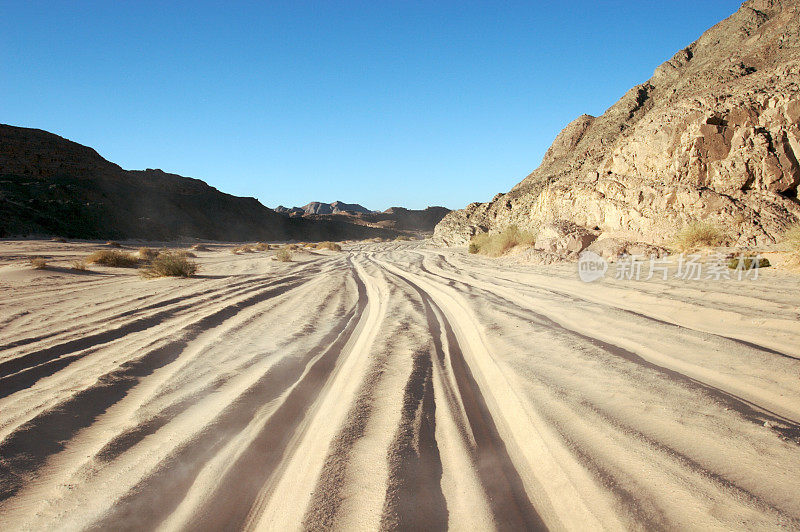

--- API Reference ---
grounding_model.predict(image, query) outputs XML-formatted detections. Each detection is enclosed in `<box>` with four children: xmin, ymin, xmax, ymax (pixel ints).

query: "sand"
<box><xmin>1</xmin><ymin>239</ymin><xmax>799</xmax><ymax>530</ymax></box>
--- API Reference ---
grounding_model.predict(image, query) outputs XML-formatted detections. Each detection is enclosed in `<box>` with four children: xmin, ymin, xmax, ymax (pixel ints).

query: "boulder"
<box><xmin>533</xmin><ymin>221</ymin><xmax>598</xmax><ymax>253</ymax></box>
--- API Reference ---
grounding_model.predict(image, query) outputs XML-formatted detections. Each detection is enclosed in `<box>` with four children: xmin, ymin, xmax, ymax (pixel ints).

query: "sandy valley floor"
<box><xmin>1</xmin><ymin>240</ymin><xmax>799</xmax><ymax>530</ymax></box>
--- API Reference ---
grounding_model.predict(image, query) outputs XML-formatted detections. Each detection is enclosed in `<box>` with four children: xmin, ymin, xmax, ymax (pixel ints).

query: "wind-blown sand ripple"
<box><xmin>1</xmin><ymin>240</ymin><xmax>799</xmax><ymax>530</ymax></box>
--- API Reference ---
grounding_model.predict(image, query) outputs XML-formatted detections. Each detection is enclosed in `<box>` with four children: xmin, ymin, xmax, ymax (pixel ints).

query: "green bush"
<box><xmin>140</xmin><ymin>251</ymin><xmax>199</xmax><ymax>278</ymax></box>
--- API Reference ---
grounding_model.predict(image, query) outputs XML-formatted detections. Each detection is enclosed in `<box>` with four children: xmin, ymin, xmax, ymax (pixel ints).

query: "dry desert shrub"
<box><xmin>673</xmin><ymin>221</ymin><xmax>726</xmax><ymax>251</ymax></box>
<box><xmin>784</xmin><ymin>224</ymin><xmax>800</xmax><ymax>258</ymax></box>
<box><xmin>71</xmin><ymin>260</ymin><xmax>88</xmax><ymax>271</ymax></box>
<box><xmin>394</xmin><ymin>235</ymin><xmax>413</xmax><ymax>241</ymax></box>
<box><xmin>138</xmin><ymin>247</ymin><xmax>159</xmax><ymax>260</ymax></box>
<box><xmin>105</xmin><ymin>241</ymin><xmax>122</xmax><ymax>248</ymax></box>
<box><xmin>140</xmin><ymin>251</ymin><xmax>199</xmax><ymax>278</ymax></box>
<box><xmin>315</xmin><ymin>241</ymin><xmax>342</xmax><ymax>251</ymax></box>
<box><xmin>275</xmin><ymin>248</ymin><xmax>292</xmax><ymax>262</ymax></box>
<box><xmin>727</xmin><ymin>256</ymin><xmax>770</xmax><ymax>269</ymax></box>
<box><xmin>191</xmin><ymin>244</ymin><xmax>211</xmax><ymax>251</ymax></box>
<box><xmin>255</xmin><ymin>242</ymin><xmax>270</xmax><ymax>251</ymax></box>
<box><xmin>51</xmin><ymin>236</ymin><xmax>67</xmax><ymax>243</ymax></box>
<box><xmin>286</xmin><ymin>244</ymin><xmax>300</xmax><ymax>251</ymax></box>
<box><xmin>232</xmin><ymin>244</ymin><xmax>255</xmax><ymax>254</ymax></box>
<box><xmin>29</xmin><ymin>257</ymin><xmax>48</xmax><ymax>269</ymax></box>
<box><xmin>86</xmin><ymin>250</ymin><xmax>139</xmax><ymax>267</ymax></box>
<box><xmin>469</xmin><ymin>225</ymin><xmax>536</xmax><ymax>257</ymax></box>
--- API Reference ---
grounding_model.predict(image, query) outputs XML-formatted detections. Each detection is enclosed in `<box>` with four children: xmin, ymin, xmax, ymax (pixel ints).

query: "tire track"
<box><xmin>0</xmin><ymin>276</ymin><xmax>310</xmax><ymax>502</ymax></box>
<box><xmin>378</xmin><ymin>260</ymin><xmax>546</xmax><ymax>531</ymax></box>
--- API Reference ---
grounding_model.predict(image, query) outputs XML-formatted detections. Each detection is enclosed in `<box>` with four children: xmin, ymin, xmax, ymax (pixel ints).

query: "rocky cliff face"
<box><xmin>434</xmin><ymin>0</ymin><xmax>800</xmax><ymax>248</ymax></box>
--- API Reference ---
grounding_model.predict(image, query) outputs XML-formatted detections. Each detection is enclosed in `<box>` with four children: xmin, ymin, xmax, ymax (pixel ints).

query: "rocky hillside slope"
<box><xmin>434</xmin><ymin>0</ymin><xmax>800</xmax><ymax>248</ymax></box>
<box><xmin>0</xmin><ymin>125</ymin><xmax>397</xmax><ymax>241</ymax></box>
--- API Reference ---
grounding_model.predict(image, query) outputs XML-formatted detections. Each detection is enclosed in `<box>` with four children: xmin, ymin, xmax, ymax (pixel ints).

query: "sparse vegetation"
<box><xmin>86</xmin><ymin>250</ymin><xmax>139</xmax><ymax>267</ymax></box>
<box><xmin>51</xmin><ymin>236</ymin><xmax>67</xmax><ymax>243</ymax></box>
<box><xmin>232</xmin><ymin>244</ymin><xmax>255</xmax><ymax>254</ymax></box>
<box><xmin>728</xmin><ymin>256</ymin><xmax>770</xmax><ymax>269</ymax></box>
<box><xmin>468</xmin><ymin>225</ymin><xmax>537</xmax><ymax>257</ymax></box>
<box><xmin>71</xmin><ymin>260</ymin><xmax>88</xmax><ymax>271</ymax></box>
<box><xmin>784</xmin><ymin>224</ymin><xmax>800</xmax><ymax>259</ymax></box>
<box><xmin>673</xmin><ymin>221</ymin><xmax>726</xmax><ymax>251</ymax></box>
<box><xmin>255</xmin><ymin>242</ymin><xmax>270</xmax><ymax>251</ymax></box>
<box><xmin>315</xmin><ymin>241</ymin><xmax>342</xmax><ymax>251</ymax></box>
<box><xmin>286</xmin><ymin>244</ymin><xmax>300</xmax><ymax>251</ymax></box>
<box><xmin>29</xmin><ymin>257</ymin><xmax>48</xmax><ymax>269</ymax></box>
<box><xmin>191</xmin><ymin>244</ymin><xmax>211</xmax><ymax>252</ymax></box>
<box><xmin>138</xmin><ymin>247</ymin><xmax>159</xmax><ymax>261</ymax></box>
<box><xmin>275</xmin><ymin>248</ymin><xmax>292</xmax><ymax>262</ymax></box>
<box><xmin>140</xmin><ymin>251</ymin><xmax>199</xmax><ymax>278</ymax></box>
<box><xmin>105</xmin><ymin>241</ymin><xmax>122</xmax><ymax>248</ymax></box>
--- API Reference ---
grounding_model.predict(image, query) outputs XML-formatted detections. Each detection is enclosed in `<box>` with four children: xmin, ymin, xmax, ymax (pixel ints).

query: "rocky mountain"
<box><xmin>303</xmin><ymin>201</ymin><xmax>374</xmax><ymax>215</ymax></box>
<box><xmin>274</xmin><ymin>205</ymin><xmax>305</xmax><ymax>216</ymax></box>
<box><xmin>276</xmin><ymin>201</ymin><xmax>374</xmax><ymax>216</ymax></box>
<box><xmin>275</xmin><ymin>201</ymin><xmax>450</xmax><ymax>233</ymax></box>
<box><xmin>0</xmin><ymin>125</ymin><xmax>398</xmax><ymax>241</ymax></box>
<box><xmin>377</xmin><ymin>206</ymin><xmax>451</xmax><ymax>231</ymax></box>
<box><xmin>434</xmin><ymin>0</ymin><xmax>800</xmax><ymax>249</ymax></box>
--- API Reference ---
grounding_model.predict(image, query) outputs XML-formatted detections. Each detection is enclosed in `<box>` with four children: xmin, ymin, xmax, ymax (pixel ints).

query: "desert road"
<box><xmin>1</xmin><ymin>241</ymin><xmax>799</xmax><ymax>530</ymax></box>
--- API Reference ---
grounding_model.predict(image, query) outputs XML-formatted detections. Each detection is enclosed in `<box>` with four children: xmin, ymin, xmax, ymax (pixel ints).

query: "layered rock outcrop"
<box><xmin>434</xmin><ymin>0</ymin><xmax>800</xmax><ymax>248</ymax></box>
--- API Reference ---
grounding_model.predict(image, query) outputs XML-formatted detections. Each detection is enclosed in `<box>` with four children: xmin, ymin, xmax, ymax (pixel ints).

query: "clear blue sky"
<box><xmin>1</xmin><ymin>0</ymin><xmax>741</xmax><ymax>211</ymax></box>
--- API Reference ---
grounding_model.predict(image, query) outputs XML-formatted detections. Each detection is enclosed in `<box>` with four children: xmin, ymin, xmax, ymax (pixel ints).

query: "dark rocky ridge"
<box><xmin>0</xmin><ymin>124</ymin><xmax>398</xmax><ymax>241</ymax></box>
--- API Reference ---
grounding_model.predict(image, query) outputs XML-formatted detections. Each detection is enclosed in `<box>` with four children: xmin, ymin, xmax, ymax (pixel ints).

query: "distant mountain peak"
<box><xmin>284</xmin><ymin>201</ymin><xmax>376</xmax><ymax>215</ymax></box>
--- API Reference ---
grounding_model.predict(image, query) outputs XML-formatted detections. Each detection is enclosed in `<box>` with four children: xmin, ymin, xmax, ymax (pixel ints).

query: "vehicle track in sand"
<box><xmin>1</xmin><ymin>241</ymin><xmax>799</xmax><ymax>530</ymax></box>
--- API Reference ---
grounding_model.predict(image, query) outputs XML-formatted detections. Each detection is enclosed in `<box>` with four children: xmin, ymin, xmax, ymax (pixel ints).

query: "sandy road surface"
<box><xmin>1</xmin><ymin>240</ymin><xmax>799</xmax><ymax>530</ymax></box>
